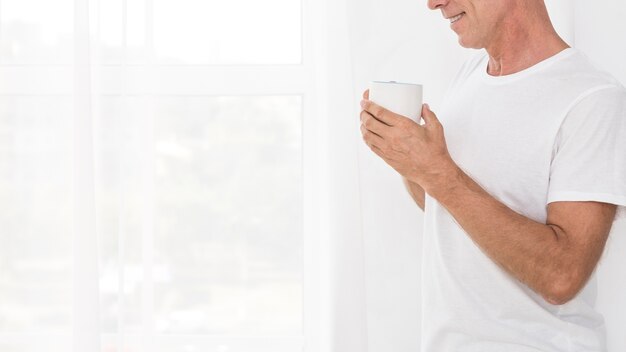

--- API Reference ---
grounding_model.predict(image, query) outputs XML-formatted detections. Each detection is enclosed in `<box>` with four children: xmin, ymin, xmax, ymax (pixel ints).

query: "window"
<box><xmin>0</xmin><ymin>0</ymin><xmax>318</xmax><ymax>351</ymax></box>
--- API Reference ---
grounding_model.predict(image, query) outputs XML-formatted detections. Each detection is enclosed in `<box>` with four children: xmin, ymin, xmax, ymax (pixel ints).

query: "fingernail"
<box><xmin>424</xmin><ymin>103</ymin><xmax>430</xmax><ymax>110</ymax></box>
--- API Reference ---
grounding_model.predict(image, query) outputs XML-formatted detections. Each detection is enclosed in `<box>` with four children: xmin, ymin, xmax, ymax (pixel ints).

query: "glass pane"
<box><xmin>95</xmin><ymin>97</ymin><xmax>146</xmax><ymax>336</ymax></box>
<box><xmin>0</xmin><ymin>0</ymin><xmax>73</xmax><ymax>64</ymax></box>
<box><xmin>99</xmin><ymin>0</ymin><xmax>150</xmax><ymax>64</ymax></box>
<box><xmin>153</xmin><ymin>0</ymin><xmax>301</xmax><ymax>64</ymax></box>
<box><xmin>0</xmin><ymin>94</ymin><xmax>304</xmax><ymax>350</ymax></box>
<box><xmin>0</xmin><ymin>97</ymin><xmax>73</xmax><ymax>333</ymax></box>
<box><xmin>152</xmin><ymin>96</ymin><xmax>303</xmax><ymax>335</ymax></box>
<box><xmin>0</xmin><ymin>0</ymin><xmax>302</xmax><ymax>65</ymax></box>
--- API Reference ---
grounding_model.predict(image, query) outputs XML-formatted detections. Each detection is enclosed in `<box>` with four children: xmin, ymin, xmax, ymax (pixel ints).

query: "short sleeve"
<box><xmin>548</xmin><ymin>85</ymin><xmax>626</xmax><ymax>222</ymax></box>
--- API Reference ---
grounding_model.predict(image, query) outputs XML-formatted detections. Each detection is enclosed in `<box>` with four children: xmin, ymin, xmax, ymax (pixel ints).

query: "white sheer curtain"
<box><xmin>73</xmin><ymin>0</ymin><xmax>101</xmax><ymax>350</ymax></box>
<box><xmin>2</xmin><ymin>0</ymin><xmax>307</xmax><ymax>351</ymax></box>
<box><xmin>2</xmin><ymin>0</ymin><xmax>625</xmax><ymax>352</ymax></box>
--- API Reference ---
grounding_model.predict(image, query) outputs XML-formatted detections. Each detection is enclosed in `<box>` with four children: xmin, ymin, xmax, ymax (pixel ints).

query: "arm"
<box><xmin>430</xmin><ymin>165</ymin><xmax>616</xmax><ymax>305</ymax></box>
<box><xmin>402</xmin><ymin>176</ymin><xmax>425</xmax><ymax>211</ymax></box>
<box><xmin>359</xmin><ymin>98</ymin><xmax>617</xmax><ymax>305</ymax></box>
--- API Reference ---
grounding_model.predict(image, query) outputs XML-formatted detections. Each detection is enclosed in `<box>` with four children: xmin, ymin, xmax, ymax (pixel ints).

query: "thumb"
<box><xmin>421</xmin><ymin>103</ymin><xmax>439</xmax><ymax>125</ymax></box>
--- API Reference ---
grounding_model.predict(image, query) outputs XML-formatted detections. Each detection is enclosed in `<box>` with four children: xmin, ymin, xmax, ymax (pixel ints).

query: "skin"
<box><xmin>359</xmin><ymin>0</ymin><xmax>617</xmax><ymax>305</ymax></box>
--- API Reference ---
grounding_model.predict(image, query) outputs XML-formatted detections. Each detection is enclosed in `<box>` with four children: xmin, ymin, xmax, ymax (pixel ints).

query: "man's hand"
<box><xmin>359</xmin><ymin>89</ymin><xmax>456</xmax><ymax>195</ymax></box>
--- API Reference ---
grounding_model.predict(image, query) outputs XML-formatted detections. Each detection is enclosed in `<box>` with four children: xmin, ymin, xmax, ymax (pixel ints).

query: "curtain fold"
<box><xmin>313</xmin><ymin>0</ymin><xmax>369</xmax><ymax>350</ymax></box>
<box><xmin>73</xmin><ymin>0</ymin><xmax>101</xmax><ymax>350</ymax></box>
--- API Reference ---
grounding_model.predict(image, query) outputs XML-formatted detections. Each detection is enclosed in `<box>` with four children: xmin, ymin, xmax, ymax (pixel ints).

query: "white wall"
<box><xmin>351</xmin><ymin>1</ymin><xmax>626</xmax><ymax>351</ymax></box>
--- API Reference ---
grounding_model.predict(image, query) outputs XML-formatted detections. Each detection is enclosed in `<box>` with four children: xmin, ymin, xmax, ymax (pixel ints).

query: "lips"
<box><xmin>448</xmin><ymin>12</ymin><xmax>465</xmax><ymax>24</ymax></box>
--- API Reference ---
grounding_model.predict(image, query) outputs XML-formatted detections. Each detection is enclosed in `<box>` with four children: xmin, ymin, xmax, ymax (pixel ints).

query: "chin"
<box><xmin>457</xmin><ymin>36</ymin><xmax>483</xmax><ymax>49</ymax></box>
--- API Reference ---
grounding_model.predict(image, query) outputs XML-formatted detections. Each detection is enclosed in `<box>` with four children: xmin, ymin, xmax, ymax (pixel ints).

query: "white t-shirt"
<box><xmin>422</xmin><ymin>48</ymin><xmax>626</xmax><ymax>352</ymax></box>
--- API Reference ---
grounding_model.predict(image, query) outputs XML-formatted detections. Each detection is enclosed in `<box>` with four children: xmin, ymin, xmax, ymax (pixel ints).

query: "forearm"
<box><xmin>427</xmin><ymin>166</ymin><xmax>579</xmax><ymax>304</ymax></box>
<box><xmin>403</xmin><ymin>177</ymin><xmax>425</xmax><ymax>211</ymax></box>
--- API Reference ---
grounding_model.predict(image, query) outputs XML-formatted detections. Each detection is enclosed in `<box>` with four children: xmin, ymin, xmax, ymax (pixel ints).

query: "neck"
<box><xmin>485</xmin><ymin>4</ymin><xmax>570</xmax><ymax>76</ymax></box>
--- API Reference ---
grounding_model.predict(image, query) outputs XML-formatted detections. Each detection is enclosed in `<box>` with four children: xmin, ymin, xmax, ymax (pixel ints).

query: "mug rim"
<box><xmin>371</xmin><ymin>80</ymin><xmax>422</xmax><ymax>87</ymax></box>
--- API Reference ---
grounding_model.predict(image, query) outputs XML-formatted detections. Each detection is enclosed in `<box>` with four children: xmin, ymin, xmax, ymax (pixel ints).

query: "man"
<box><xmin>359</xmin><ymin>0</ymin><xmax>626</xmax><ymax>351</ymax></box>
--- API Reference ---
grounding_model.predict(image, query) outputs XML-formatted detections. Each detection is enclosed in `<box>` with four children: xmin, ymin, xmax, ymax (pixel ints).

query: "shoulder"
<box><xmin>538</xmin><ymin>48</ymin><xmax>626</xmax><ymax>132</ymax></box>
<box><xmin>549</xmin><ymin>48</ymin><xmax>622</xmax><ymax>94</ymax></box>
<box><xmin>556</xmin><ymin>84</ymin><xmax>626</xmax><ymax>148</ymax></box>
<box><xmin>565</xmin><ymin>79</ymin><xmax>626</xmax><ymax>124</ymax></box>
<box><xmin>551</xmin><ymin>50</ymin><xmax>626</xmax><ymax>149</ymax></box>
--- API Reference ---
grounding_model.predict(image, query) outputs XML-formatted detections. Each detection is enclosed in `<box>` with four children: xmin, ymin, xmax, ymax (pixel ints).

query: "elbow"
<box><xmin>542</xmin><ymin>274</ymin><xmax>585</xmax><ymax>306</ymax></box>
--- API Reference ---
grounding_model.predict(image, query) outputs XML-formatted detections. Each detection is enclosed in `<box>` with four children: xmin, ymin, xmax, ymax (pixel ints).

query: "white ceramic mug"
<box><xmin>369</xmin><ymin>81</ymin><xmax>423</xmax><ymax>123</ymax></box>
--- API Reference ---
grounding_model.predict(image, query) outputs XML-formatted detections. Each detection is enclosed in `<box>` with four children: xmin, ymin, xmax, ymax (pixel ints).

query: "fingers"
<box><xmin>421</xmin><ymin>103</ymin><xmax>440</xmax><ymax>127</ymax></box>
<box><xmin>360</xmin><ymin>123</ymin><xmax>385</xmax><ymax>147</ymax></box>
<box><xmin>363</xmin><ymin>89</ymin><xmax>370</xmax><ymax>100</ymax></box>
<box><xmin>360</xmin><ymin>99</ymin><xmax>402</xmax><ymax>126</ymax></box>
<box><xmin>370</xmin><ymin>144</ymin><xmax>386</xmax><ymax>159</ymax></box>
<box><xmin>360</xmin><ymin>110</ymin><xmax>390</xmax><ymax>137</ymax></box>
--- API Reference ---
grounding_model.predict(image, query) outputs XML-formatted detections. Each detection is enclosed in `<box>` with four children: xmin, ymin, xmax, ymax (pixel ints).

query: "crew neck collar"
<box><xmin>480</xmin><ymin>48</ymin><xmax>577</xmax><ymax>84</ymax></box>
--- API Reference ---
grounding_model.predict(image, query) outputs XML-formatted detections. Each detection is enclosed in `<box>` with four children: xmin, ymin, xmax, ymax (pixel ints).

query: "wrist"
<box><xmin>423</xmin><ymin>160</ymin><xmax>464</xmax><ymax>203</ymax></box>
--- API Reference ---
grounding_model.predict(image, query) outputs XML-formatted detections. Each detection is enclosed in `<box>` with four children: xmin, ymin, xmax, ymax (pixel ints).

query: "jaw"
<box><xmin>453</xmin><ymin>18</ymin><xmax>486</xmax><ymax>49</ymax></box>
<box><xmin>457</xmin><ymin>36</ymin><xmax>484</xmax><ymax>49</ymax></box>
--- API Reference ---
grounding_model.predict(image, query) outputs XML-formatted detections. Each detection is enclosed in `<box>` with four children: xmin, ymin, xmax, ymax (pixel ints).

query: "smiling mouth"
<box><xmin>449</xmin><ymin>12</ymin><xmax>465</xmax><ymax>24</ymax></box>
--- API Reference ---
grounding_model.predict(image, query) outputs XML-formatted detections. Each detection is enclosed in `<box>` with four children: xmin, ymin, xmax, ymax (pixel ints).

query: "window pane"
<box><xmin>0</xmin><ymin>96</ymin><xmax>73</xmax><ymax>333</ymax></box>
<box><xmin>94</xmin><ymin>95</ymin><xmax>303</xmax><ymax>338</ymax></box>
<box><xmin>94</xmin><ymin>97</ymin><xmax>146</xmax><ymax>335</ymax></box>
<box><xmin>153</xmin><ymin>96</ymin><xmax>303</xmax><ymax>335</ymax></box>
<box><xmin>0</xmin><ymin>0</ymin><xmax>302</xmax><ymax>65</ymax></box>
<box><xmin>0</xmin><ymin>0</ymin><xmax>73</xmax><ymax>64</ymax></box>
<box><xmin>99</xmin><ymin>0</ymin><xmax>150</xmax><ymax>64</ymax></box>
<box><xmin>153</xmin><ymin>0</ymin><xmax>302</xmax><ymax>64</ymax></box>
